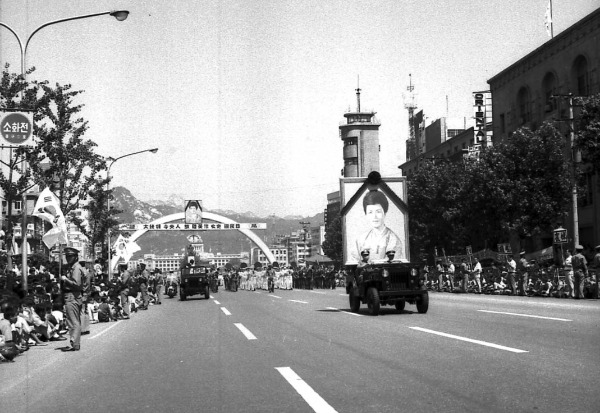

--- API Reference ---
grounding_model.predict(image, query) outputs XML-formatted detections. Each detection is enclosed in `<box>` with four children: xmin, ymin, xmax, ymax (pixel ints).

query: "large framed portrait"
<box><xmin>341</xmin><ymin>175</ymin><xmax>409</xmax><ymax>266</ymax></box>
<box><xmin>185</xmin><ymin>200</ymin><xmax>203</xmax><ymax>224</ymax></box>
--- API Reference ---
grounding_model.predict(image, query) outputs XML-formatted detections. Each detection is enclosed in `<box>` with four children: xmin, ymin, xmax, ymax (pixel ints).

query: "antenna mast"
<box><xmin>404</xmin><ymin>74</ymin><xmax>418</xmax><ymax>160</ymax></box>
<box><xmin>356</xmin><ymin>75</ymin><xmax>361</xmax><ymax>112</ymax></box>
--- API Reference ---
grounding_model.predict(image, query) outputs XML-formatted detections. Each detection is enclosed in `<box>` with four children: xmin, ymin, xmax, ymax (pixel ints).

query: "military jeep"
<box><xmin>346</xmin><ymin>261</ymin><xmax>427</xmax><ymax>316</ymax></box>
<box><xmin>180</xmin><ymin>265</ymin><xmax>211</xmax><ymax>301</ymax></box>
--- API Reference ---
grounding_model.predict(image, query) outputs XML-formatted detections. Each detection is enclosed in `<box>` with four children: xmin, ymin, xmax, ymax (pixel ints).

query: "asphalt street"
<box><xmin>1</xmin><ymin>289</ymin><xmax>599</xmax><ymax>413</ymax></box>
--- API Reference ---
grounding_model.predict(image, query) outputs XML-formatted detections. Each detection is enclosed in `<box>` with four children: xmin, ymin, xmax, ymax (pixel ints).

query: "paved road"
<box><xmin>1</xmin><ymin>289</ymin><xmax>599</xmax><ymax>413</ymax></box>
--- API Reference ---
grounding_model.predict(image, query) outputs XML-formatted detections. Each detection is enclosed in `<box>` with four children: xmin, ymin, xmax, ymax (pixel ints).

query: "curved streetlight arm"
<box><xmin>1</xmin><ymin>10</ymin><xmax>129</xmax><ymax>75</ymax></box>
<box><xmin>107</xmin><ymin>148</ymin><xmax>159</xmax><ymax>176</ymax></box>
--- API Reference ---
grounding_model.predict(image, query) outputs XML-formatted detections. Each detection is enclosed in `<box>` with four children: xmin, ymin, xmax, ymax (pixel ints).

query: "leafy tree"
<box><xmin>470</xmin><ymin>123</ymin><xmax>571</xmax><ymax>253</ymax></box>
<box><xmin>27</xmin><ymin>82</ymin><xmax>107</xmax><ymax>229</ymax></box>
<box><xmin>322</xmin><ymin>214</ymin><xmax>343</xmax><ymax>263</ymax></box>
<box><xmin>70</xmin><ymin>177</ymin><xmax>121</xmax><ymax>264</ymax></box>
<box><xmin>408</xmin><ymin>160</ymin><xmax>469</xmax><ymax>259</ymax></box>
<box><xmin>574</xmin><ymin>93</ymin><xmax>600</xmax><ymax>176</ymax></box>
<box><xmin>407</xmin><ymin>122</ymin><xmax>571</xmax><ymax>258</ymax></box>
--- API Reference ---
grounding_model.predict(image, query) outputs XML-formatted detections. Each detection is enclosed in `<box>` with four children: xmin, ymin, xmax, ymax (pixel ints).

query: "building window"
<box><xmin>572</xmin><ymin>55</ymin><xmax>589</xmax><ymax>96</ymax></box>
<box><xmin>542</xmin><ymin>72</ymin><xmax>558</xmax><ymax>112</ymax></box>
<box><xmin>344</xmin><ymin>138</ymin><xmax>357</xmax><ymax>147</ymax></box>
<box><xmin>344</xmin><ymin>157</ymin><xmax>358</xmax><ymax>165</ymax></box>
<box><xmin>516</xmin><ymin>86</ymin><xmax>531</xmax><ymax>125</ymax></box>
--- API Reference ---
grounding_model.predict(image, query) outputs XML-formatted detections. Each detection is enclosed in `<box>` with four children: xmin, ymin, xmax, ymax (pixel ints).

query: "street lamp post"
<box><xmin>0</xmin><ymin>9</ymin><xmax>129</xmax><ymax>292</ymax></box>
<box><xmin>107</xmin><ymin>148</ymin><xmax>158</xmax><ymax>279</ymax></box>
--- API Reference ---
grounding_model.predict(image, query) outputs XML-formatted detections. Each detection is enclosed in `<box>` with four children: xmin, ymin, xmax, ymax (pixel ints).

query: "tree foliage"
<box><xmin>28</xmin><ymin>82</ymin><xmax>107</xmax><ymax>220</ymax></box>
<box><xmin>574</xmin><ymin>93</ymin><xmax>600</xmax><ymax>177</ymax></box>
<box><xmin>407</xmin><ymin>121</ymin><xmax>571</xmax><ymax>257</ymax></box>
<box><xmin>322</xmin><ymin>214</ymin><xmax>343</xmax><ymax>263</ymax></box>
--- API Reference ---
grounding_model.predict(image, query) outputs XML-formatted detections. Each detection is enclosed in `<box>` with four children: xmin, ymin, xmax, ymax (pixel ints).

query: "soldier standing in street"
<box><xmin>572</xmin><ymin>245</ymin><xmax>588</xmax><ymax>299</ymax></box>
<box><xmin>563</xmin><ymin>249</ymin><xmax>574</xmax><ymax>298</ymax></box>
<box><xmin>138</xmin><ymin>263</ymin><xmax>151</xmax><ymax>310</ymax></box>
<box><xmin>80</xmin><ymin>260</ymin><xmax>91</xmax><ymax>336</ymax></box>
<box><xmin>119</xmin><ymin>265</ymin><xmax>131</xmax><ymax>319</ymax></box>
<box><xmin>61</xmin><ymin>247</ymin><xmax>84</xmax><ymax>352</ymax></box>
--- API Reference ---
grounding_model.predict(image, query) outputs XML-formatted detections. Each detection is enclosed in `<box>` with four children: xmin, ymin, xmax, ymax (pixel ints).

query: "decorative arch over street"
<box><xmin>110</xmin><ymin>212</ymin><xmax>274</xmax><ymax>270</ymax></box>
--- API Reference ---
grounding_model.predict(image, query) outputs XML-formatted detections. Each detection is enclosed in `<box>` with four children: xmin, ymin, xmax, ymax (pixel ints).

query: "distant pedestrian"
<box><xmin>447</xmin><ymin>260</ymin><xmax>455</xmax><ymax>292</ymax></box>
<box><xmin>436</xmin><ymin>259</ymin><xmax>444</xmax><ymax>292</ymax></box>
<box><xmin>563</xmin><ymin>249</ymin><xmax>574</xmax><ymax>298</ymax></box>
<box><xmin>518</xmin><ymin>251</ymin><xmax>530</xmax><ymax>296</ymax></box>
<box><xmin>138</xmin><ymin>263</ymin><xmax>150</xmax><ymax>310</ymax></box>
<box><xmin>119</xmin><ymin>265</ymin><xmax>131</xmax><ymax>319</ymax></box>
<box><xmin>154</xmin><ymin>269</ymin><xmax>164</xmax><ymax>304</ymax></box>
<box><xmin>572</xmin><ymin>245</ymin><xmax>588</xmax><ymax>299</ymax></box>
<box><xmin>460</xmin><ymin>258</ymin><xmax>469</xmax><ymax>292</ymax></box>
<box><xmin>507</xmin><ymin>256</ymin><xmax>517</xmax><ymax>295</ymax></box>
<box><xmin>472</xmin><ymin>257</ymin><xmax>482</xmax><ymax>293</ymax></box>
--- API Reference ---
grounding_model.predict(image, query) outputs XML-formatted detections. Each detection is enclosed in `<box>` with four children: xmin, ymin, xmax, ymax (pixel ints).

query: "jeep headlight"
<box><xmin>382</xmin><ymin>269</ymin><xmax>389</xmax><ymax>278</ymax></box>
<box><xmin>411</xmin><ymin>268</ymin><xmax>418</xmax><ymax>277</ymax></box>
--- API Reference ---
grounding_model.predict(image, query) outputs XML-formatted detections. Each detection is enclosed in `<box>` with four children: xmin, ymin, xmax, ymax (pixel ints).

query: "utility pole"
<box><xmin>553</xmin><ymin>93</ymin><xmax>579</xmax><ymax>249</ymax></box>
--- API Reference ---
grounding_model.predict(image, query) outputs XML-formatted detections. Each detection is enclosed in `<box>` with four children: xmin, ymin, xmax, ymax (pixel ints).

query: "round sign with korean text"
<box><xmin>1</xmin><ymin>112</ymin><xmax>33</xmax><ymax>145</ymax></box>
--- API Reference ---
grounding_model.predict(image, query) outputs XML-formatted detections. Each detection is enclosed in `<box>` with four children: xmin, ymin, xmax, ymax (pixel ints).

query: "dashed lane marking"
<box><xmin>90</xmin><ymin>320</ymin><xmax>121</xmax><ymax>339</ymax></box>
<box><xmin>276</xmin><ymin>367</ymin><xmax>339</xmax><ymax>413</ymax></box>
<box><xmin>309</xmin><ymin>291</ymin><xmax>326</xmax><ymax>294</ymax></box>
<box><xmin>234</xmin><ymin>323</ymin><xmax>257</xmax><ymax>340</ymax></box>
<box><xmin>326</xmin><ymin>307</ymin><xmax>362</xmax><ymax>317</ymax></box>
<box><xmin>289</xmin><ymin>299</ymin><xmax>308</xmax><ymax>304</ymax></box>
<box><xmin>213</xmin><ymin>300</ymin><xmax>221</xmax><ymax>305</ymax></box>
<box><xmin>410</xmin><ymin>327</ymin><xmax>528</xmax><ymax>353</ymax></box>
<box><xmin>221</xmin><ymin>307</ymin><xmax>232</xmax><ymax>315</ymax></box>
<box><xmin>338</xmin><ymin>294</ymin><xmax>347</xmax><ymax>296</ymax></box>
<box><xmin>477</xmin><ymin>310</ymin><xmax>572</xmax><ymax>321</ymax></box>
<box><xmin>271</xmin><ymin>295</ymin><xmax>282</xmax><ymax>299</ymax></box>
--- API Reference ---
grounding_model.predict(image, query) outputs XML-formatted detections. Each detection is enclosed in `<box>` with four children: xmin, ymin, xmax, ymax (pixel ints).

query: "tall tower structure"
<box><xmin>404</xmin><ymin>74</ymin><xmax>418</xmax><ymax>161</ymax></box>
<box><xmin>339</xmin><ymin>83</ymin><xmax>381</xmax><ymax>177</ymax></box>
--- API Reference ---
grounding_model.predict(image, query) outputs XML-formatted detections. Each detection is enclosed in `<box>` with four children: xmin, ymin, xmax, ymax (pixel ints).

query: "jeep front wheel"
<box><xmin>366</xmin><ymin>287</ymin><xmax>380</xmax><ymax>316</ymax></box>
<box><xmin>205</xmin><ymin>285</ymin><xmax>210</xmax><ymax>299</ymax></box>
<box><xmin>349</xmin><ymin>289</ymin><xmax>361</xmax><ymax>313</ymax></box>
<box><xmin>416</xmin><ymin>292</ymin><xmax>429</xmax><ymax>313</ymax></box>
<box><xmin>180</xmin><ymin>289</ymin><xmax>186</xmax><ymax>301</ymax></box>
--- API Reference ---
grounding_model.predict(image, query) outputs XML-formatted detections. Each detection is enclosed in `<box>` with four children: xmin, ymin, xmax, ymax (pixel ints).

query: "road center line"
<box><xmin>289</xmin><ymin>299</ymin><xmax>308</xmax><ymax>304</ymax></box>
<box><xmin>271</xmin><ymin>295</ymin><xmax>282</xmax><ymax>299</ymax></box>
<box><xmin>89</xmin><ymin>321</ymin><xmax>121</xmax><ymax>339</ymax></box>
<box><xmin>310</xmin><ymin>291</ymin><xmax>326</xmax><ymax>295</ymax></box>
<box><xmin>234</xmin><ymin>323</ymin><xmax>257</xmax><ymax>340</ymax></box>
<box><xmin>409</xmin><ymin>327</ymin><xmax>528</xmax><ymax>353</ymax></box>
<box><xmin>275</xmin><ymin>367</ymin><xmax>339</xmax><ymax>413</ymax></box>
<box><xmin>213</xmin><ymin>300</ymin><xmax>221</xmax><ymax>305</ymax></box>
<box><xmin>326</xmin><ymin>307</ymin><xmax>362</xmax><ymax>317</ymax></box>
<box><xmin>221</xmin><ymin>307</ymin><xmax>232</xmax><ymax>315</ymax></box>
<box><xmin>338</xmin><ymin>294</ymin><xmax>347</xmax><ymax>296</ymax></box>
<box><xmin>477</xmin><ymin>310</ymin><xmax>572</xmax><ymax>321</ymax></box>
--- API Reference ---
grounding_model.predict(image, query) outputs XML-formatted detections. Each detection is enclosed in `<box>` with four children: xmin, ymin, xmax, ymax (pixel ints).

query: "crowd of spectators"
<box><xmin>0</xmin><ymin>260</ymin><xmax>165</xmax><ymax>363</ymax></box>
<box><xmin>424</xmin><ymin>245</ymin><xmax>600</xmax><ymax>299</ymax></box>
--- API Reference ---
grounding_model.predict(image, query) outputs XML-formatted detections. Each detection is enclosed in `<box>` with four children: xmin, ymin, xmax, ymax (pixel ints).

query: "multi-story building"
<box><xmin>251</xmin><ymin>245</ymin><xmax>288</xmax><ymax>267</ymax></box>
<box><xmin>339</xmin><ymin>88</ymin><xmax>381</xmax><ymax>178</ymax></box>
<box><xmin>399</xmin><ymin>127</ymin><xmax>475</xmax><ymax>177</ymax></box>
<box><xmin>487</xmin><ymin>7</ymin><xmax>600</xmax><ymax>248</ymax></box>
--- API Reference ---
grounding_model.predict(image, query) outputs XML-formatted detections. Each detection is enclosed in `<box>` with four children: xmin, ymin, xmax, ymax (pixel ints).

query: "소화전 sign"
<box><xmin>0</xmin><ymin>111</ymin><xmax>33</xmax><ymax>146</ymax></box>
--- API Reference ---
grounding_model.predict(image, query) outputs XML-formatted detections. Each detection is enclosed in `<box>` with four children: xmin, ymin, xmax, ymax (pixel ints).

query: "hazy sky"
<box><xmin>1</xmin><ymin>0</ymin><xmax>598</xmax><ymax>217</ymax></box>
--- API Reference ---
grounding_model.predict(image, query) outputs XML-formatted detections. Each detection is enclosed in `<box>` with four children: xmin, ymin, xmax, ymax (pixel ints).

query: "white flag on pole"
<box><xmin>112</xmin><ymin>234</ymin><xmax>140</xmax><ymax>263</ymax></box>
<box><xmin>544</xmin><ymin>0</ymin><xmax>553</xmax><ymax>37</ymax></box>
<box><xmin>32</xmin><ymin>187</ymin><xmax>68</xmax><ymax>248</ymax></box>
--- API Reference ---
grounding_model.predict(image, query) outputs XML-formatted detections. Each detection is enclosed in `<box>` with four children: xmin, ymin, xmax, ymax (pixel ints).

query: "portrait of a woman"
<box><xmin>353</xmin><ymin>190</ymin><xmax>404</xmax><ymax>262</ymax></box>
